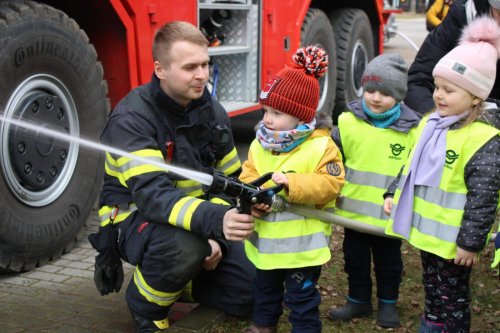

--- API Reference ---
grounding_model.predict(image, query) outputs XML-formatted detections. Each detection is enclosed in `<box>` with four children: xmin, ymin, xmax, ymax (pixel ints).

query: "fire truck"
<box><xmin>0</xmin><ymin>0</ymin><xmax>394</xmax><ymax>272</ymax></box>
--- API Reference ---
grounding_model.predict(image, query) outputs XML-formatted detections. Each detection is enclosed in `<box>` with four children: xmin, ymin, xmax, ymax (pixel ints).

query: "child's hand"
<box><xmin>383</xmin><ymin>197</ymin><xmax>394</xmax><ymax>216</ymax></box>
<box><xmin>454</xmin><ymin>247</ymin><xmax>477</xmax><ymax>267</ymax></box>
<box><xmin>272</xmin><ymin>172</ymin><xmax>289</xmax><ymax>187</ymax></box>
<box><xmin>251</xmin><ymin>203</ymin><xmax>272</xmax><ymax>218</ymax></box>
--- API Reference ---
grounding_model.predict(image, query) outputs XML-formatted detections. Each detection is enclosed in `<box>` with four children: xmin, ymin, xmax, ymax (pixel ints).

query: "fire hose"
<box><xmin>207</xmin><ymin>171</ymin><xmax>497</xmax><ymax>242</ymax></box>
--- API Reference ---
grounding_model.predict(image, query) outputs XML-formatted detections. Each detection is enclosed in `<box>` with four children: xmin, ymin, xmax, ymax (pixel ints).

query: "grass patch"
<box><xmin>213</xmin><ymin>225</ymin><xmax>500</xmax><ymax>332</ymax></box>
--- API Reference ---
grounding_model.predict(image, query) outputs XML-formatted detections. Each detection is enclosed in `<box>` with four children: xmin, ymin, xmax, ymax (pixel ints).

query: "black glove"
<box><xmin>88</xmin><ymin>225</ymin><xmax>124</xmax><ymax>296</ymax></box>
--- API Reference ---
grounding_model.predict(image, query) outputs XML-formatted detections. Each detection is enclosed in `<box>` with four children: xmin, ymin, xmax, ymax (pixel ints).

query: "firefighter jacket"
<box><xmin>98</xmin><ymin>74</ymin><xmax>241</xmax><ymax>243</ymax></box>
<box><xmin>239</xmin><ymin>128</ymin><xmax>345</xmax><ymax>269</ymax></box>
<box><xmin>332</xmin><ymin>101</ymin><xmax>419</xmax><ymax>231</ymax></box>
<box><xmin>386</xmin><ymin>116</ymin><xmax>500</xmax><ymax>259</ymax></box>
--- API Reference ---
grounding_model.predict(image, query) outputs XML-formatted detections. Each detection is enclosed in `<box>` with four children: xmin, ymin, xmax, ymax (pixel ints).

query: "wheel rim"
<box><xmin>350</xmin><ymin>40</ymin><xmax>369</xmax><ymax>98</ymax></box>
<box><xmin>313</xmin><ymin>42</ymin><xmax>329</xmax><ymax>112</ymax></box>
<box><xmin>0</xmin><ymin>74</ymin><xmax>79</xmax><ymax>207</ymax></box>
<box><xmin>317</xmin><ymin>70</ymin><xmax>329</xmax><ymax>112</ymax></box>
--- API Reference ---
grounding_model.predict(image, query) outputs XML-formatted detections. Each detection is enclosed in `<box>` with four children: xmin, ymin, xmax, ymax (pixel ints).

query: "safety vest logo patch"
<box><xmin>389</xmin><ymin>143</ymin><xmax>405</xmax><ymax>160</ymax></box>
<box><xmin>445</xmin><ymin>149</ymin><xmax>459</xmax><ymax>165</ymax></box>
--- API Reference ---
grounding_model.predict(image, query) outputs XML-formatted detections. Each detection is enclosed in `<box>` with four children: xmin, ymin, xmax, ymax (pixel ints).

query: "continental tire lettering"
<box><xmin>0</xmin><ymin>205</ymin><xmax>79</xmax><ymax>241</ymax></box>
<box><xmin>14</xmin><ymin>38</ymin><xmax>79</xmax><ymax>69</ymax></box>
<box><xmin>59</xmin><ymin>204</ymin><xmax>80</xmax><ymax>226</ymax></box>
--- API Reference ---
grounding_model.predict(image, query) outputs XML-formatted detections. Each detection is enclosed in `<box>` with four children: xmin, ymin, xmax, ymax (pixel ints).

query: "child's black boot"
<box><xmin>377</xmin><ymin>300</ymin><xmax>400</xmax><ymax>328</ymax></box>
<box><xmin>328</xmin><ymin>298</ymin><xmax>372</xmax><ymax>321</ymax></box>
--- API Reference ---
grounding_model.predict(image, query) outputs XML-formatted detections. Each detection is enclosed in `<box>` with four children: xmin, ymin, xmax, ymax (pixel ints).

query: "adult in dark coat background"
<box><xmin>405</xmin><ymin>0</ymin><xmax>500</xmax><ymax>115</ymax></box>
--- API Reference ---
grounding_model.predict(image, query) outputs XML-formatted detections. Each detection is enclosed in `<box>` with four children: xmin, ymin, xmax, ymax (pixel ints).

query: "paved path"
<box><xmin>0</xmin><ymin>209</ymin><xmax>223</xmax><ymax>333</ymax></box>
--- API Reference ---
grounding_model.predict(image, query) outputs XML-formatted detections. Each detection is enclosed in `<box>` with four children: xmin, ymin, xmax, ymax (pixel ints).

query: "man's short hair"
<box><xmin>152</xmin><ymin>21</ymin><xmax>209</xmax><ymax>64</ymax></box>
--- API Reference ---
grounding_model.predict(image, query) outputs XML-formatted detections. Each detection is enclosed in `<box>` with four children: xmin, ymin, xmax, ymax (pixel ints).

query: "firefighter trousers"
<box><xmin>343</xmin><ymin>228</ymin><xmax>403</xmax><ymax>302</ymax></box>
<box><xmin>117</xmin><ymin>212</ymin><xmax>255</xmax><ymax>321</ymax></box>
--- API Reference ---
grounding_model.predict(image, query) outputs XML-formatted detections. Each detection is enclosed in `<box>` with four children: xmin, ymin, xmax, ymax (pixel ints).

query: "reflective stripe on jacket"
<box><xmin>336</xmin><ymin>112</ymin><xmax>416</xmax><ymax>229</ymax></box>
<box><xmin>244</xmin><ymin>136</ymin><xmax>335</xmax><ymax>269</ymax></box>
<box><xmin>386</xmin><ymin>117</ymin><xmax>500</xmax><ymax>259</ymax></box>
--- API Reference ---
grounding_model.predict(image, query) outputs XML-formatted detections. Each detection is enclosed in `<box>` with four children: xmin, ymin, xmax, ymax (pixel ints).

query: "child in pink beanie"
<box><xmin>384</xmin><ymin>16</ymin><xmax>500</xmax><ymax>333</ymax></box>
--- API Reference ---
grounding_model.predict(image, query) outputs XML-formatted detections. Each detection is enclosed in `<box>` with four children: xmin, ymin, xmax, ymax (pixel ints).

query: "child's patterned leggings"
<box><xmin>421</xmin><ymin>250</ymin><xmax>472</xmax><ymax>333</ymax></box>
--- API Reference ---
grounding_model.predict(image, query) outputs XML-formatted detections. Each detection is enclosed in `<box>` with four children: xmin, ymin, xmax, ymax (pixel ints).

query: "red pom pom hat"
<box><xmin>259</xmin><ymin>46</ymin><xmax>328</xmax><ymax>123</ymax></box>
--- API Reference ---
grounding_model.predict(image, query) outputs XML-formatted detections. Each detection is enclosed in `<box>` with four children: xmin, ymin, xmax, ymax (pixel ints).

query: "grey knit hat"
<box><xmin>489</xmin><ymin>0</ymin><xmax>500</xmax><ymax>9</ymax></box>
<box><xmin>361</xmin><ymin>53</ymin><xmax>408</xmax><ymax>102</ymax></box>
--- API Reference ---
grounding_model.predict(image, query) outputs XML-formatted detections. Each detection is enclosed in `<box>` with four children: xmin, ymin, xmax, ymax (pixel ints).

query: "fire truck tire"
<box><xmin>300</xmin><ymin>8</ymin><xmax>336</xmax><ymax>117</ymax></box>
<box><xmin>0</xmin><ymin>1</ymin><xmax>107</xmax><ymax>272</ymax></box>
<box><xmin>329</xmin><ymin>8</ymin><xmax>374</xmax><ymax>115</ymax></box>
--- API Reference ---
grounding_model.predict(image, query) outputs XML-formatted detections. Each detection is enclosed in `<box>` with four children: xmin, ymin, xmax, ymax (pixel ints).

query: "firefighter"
<box><xmin>89</xmin><ymin>21</ymin><xmax>255</xmax><ymax>332</ymax></box>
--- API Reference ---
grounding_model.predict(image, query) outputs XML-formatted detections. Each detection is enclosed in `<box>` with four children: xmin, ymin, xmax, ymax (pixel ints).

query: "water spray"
<box><xmin>0</xmin><ymin>115</ymin><xmax>214</xmax><ymax>186</ymax></box>
<box><xmin>386</xmin><ymin>28</ymin><xmax>420</xmax><ymax>51</ymax></box>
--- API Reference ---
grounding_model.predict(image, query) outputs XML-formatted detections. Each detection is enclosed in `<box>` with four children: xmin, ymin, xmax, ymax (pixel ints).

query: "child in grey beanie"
<box><xmin>361</xmin><ymin>53</ymin><xmax>408</xmax><ymax>104</ymax></box>
<box><xmin>329</xmin><ymin>53</ymin><xmax>420</xmax><ymax>328</ymax></box>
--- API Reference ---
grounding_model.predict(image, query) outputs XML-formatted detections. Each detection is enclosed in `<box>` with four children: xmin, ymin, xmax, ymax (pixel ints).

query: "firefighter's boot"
<box><xmin>328</xmin><ymin>299</ymin><xmax>372</xmax><ymax>321</ymax></box>
<box><xmin>130</xmin><ymin>310</ymin><xmax>169</xmax><ymax>333</ymax></box>
<box><xmin>242</xmin><ymin>324</ymin><xmax>278</xmax><ymax>333</ymax></box>
<box><xmin>377</xmin><ymin>301</ymin><xmax>400</xmax><ymax>328</ymax></box>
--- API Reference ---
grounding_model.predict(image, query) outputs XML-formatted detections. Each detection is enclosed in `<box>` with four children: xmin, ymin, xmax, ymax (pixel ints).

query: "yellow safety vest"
<box><xmin>245</xmin><ymin>136</ymin><xmax>334</xmax><ymax>269</ymax></box>
<box><xmin>335</xmin><ymin>112</ymin><xmax>415</xmax><ymax>229</ymax></box>
<box><xmin>386</xmin><ymin>118</ymin><xmax>500</xmax><ymax>259</ymax></box>
<box><xmin>492</xmin><ymin>224</ymin><xmax>500</xmax><ymax>270</ymax></box>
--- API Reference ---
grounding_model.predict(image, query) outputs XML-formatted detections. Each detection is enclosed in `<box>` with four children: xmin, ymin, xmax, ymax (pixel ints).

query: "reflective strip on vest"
<box><xmin>168</xmin><ymin>196</ymin><xmax>204</xmax><ymax>230</ymax></box>
<box><xmin>387</xmin><ymin>117</ymin><xmax>500</xmax><ymax>259</ymax></box>
<box><xmin>337</xmin><ymin>196</ymin><xmax>387</xmax><ymax>221</ymax></box>
<box><xmin>398</xmin><ymin>175</ymin><xmax>467</xmax><ymax>210</ymax></box>
<box><xmin>98</xmin><ymin>203</ymin><xmax>138</xmax><ymax>227</ymax></box>
<box><xmin>133</xmin><ymin>266</ymin><xmax>180</xmax><ymax>307</ymax></box>
<box><xmin>217</xmin><ymin>147</ymin><xmax>241</xmax><ymax>175</ymax></box>
<box><xmin>344</xmin><ymin>167</ymin><xmax>396</xmax><ymax>189</ymax></box>
<box><xmin>244</xmin><ymin>135</ymin><xmax>333</xmax><ymax>269</ymax></box>
<box><xmin>336</xmin><ymin>112</ymin><xmax>414</xmax><ymax>228</ymax></box>
<box><xmin>391</xmin><ymin>203</ymin><xmax>460</xmax><ymax>243</ymax></box>
<box><xmin>247</xmin><ymin>230</ymin><xmax>330</xmax><ymax>254</ymax></box>
<box><xmin>105</xmin><ymin>150</ymin><xmax>166</xmax><ymax>186</ymax></box>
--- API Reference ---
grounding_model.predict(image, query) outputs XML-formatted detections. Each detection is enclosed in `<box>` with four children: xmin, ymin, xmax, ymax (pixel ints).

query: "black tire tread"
<box><xmin>329</xmin><ymin>8</ymin><xmax>373</xmax><ymax>111</ymax></box>
<box><xmin>0</xmin><ymin>0</ymin><xmax>108</xmax><ymax>272</ymax></box>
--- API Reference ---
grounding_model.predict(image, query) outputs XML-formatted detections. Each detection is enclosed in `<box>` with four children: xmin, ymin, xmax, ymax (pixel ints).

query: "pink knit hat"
<box><xmin>259</xmin><ymin>46</ymin><xmax>328</xmax><ymax>123</ymax></box>
<box><xmin>432</xmin><ymin>16</ymin><xmax>500</xmax><ymax>100</ymax></box>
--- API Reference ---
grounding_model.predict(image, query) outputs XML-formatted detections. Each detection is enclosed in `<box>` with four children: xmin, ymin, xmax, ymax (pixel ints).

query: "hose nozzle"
<box><xmin>208</xmin><ymin>171</ymin><xmax>285</xmax><ymax>214</ymax></box>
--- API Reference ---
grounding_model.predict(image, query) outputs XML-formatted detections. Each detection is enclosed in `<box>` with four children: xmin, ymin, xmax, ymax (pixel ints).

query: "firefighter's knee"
<box><xmin>147</xmin><ymin>228</ymin><xmax>211</xmax><ymax>283</ymax></box>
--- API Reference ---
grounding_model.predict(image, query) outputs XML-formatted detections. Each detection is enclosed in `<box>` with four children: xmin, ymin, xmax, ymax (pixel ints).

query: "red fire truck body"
<box><xmin>0</xmin><ymin>0</ymin><xmax>392</xmax><ymax>271</ymax></box>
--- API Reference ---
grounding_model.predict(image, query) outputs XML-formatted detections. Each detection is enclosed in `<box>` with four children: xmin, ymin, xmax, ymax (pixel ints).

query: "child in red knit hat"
<box><xmin>239</xmin><ymin>46</ymin><xmax>345</xmax><ymax>333</ymax></box>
